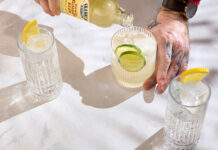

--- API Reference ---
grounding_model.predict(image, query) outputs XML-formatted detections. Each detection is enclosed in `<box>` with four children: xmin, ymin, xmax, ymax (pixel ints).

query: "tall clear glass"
<box><xmin>164</xmin><ymin>76</ymin><xmax>211</xmax><ymax>149</ymax></box>
<box><xmin>111</xmin><ymin>26</ymin><xmax>157</xmax><ymax>89</ymax></box>
<box><xmin>17</xmin><ymin>27</ymin><xmax>63</xmax><ymax>101</ymax></box>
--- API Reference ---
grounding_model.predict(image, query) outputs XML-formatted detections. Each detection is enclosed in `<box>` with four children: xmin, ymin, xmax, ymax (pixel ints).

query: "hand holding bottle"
<box><xmin>34</xmin><ymin>0</ymin><xmax>60</xmax><ymax>16</ymax></box>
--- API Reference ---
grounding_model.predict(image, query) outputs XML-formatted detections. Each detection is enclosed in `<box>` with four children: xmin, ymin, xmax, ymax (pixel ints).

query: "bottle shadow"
<box><xmin>0</xmin><ymin>11</ymin><xmax>153</xmax><ymax>122</ymax></box>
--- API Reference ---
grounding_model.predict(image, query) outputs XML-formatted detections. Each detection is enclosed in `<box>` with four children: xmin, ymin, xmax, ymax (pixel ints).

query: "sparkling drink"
<box><xmin>17</xmin><ymin>27</ymin><xmax>62</xmax><ymax>100</ymax></box>
<box><xmin>164</xmin><ymin>76</ymin><xmax>211</xmax><ymax>149</ymax></box>
<box><xmin>60</xmin><ymin>0</ymin><xmax>133</xmax><ymax>27</ymax></box>
<box><xmin>111</xmin><ymin>27</ymin><xmax>157</xmax><ymax>88</ymax></box>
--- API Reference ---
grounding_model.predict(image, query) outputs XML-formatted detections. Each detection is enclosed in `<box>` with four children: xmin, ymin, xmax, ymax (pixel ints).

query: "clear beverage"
<box><xmin>60</xmin><ymin>0</ymin><xmax>133</xmax><ymax>27</ymax></box>
<box><xmin>17</xmin><ymin>27</ymin><xmax>62</xmax><ymax>101</ymax></box>
<box><xmin>164</xmin><ymin>76</ymin><xmax>211</xmax><ymax>149</ymax></box>
<box><xmin>111</xmin><ymin>27</ymin><xmax>157</xmax><ymax>88</ymax></box>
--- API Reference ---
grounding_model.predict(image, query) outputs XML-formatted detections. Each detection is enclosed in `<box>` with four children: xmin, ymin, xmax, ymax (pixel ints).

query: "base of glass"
<box><xmin>31</xmin><ymin>83</ymin><xmax>63</xmax><ymax>101</ymax></box>
<box><xmin>164</xmin><ymin>136</ymin><xmax>197</xmax><ymax>150</ymax></box>
<box><xmin>117</xmin><ymin>79</ymin><xmax>142</xmax><ymax>89</ymax></box>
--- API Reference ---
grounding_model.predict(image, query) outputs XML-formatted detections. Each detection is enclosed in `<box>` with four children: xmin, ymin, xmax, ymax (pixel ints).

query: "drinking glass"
<box><xmin>164</xmin><ymin>76</ymin><xmax>211</xmax><ymax>149</ymax></box>
<box><xmin>111</xmin><ymin>26</ymin><xmax>157</xmax><ymax>89</ymax></box>
<box><xmin>17</xmin><ymin>27</ymin><xmax>63</xmax><ymax>101</ymax></box>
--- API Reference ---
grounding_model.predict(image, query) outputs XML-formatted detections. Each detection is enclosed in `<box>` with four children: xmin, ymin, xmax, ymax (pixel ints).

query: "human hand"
<box><xmin>144</xmin><ymin>7</ymin><xmax>190</xmax><ymax>93</ymax></box>
<box><xmin>34</xmin><ymin>0</ymin><xmax>60</xmax><ymax>16</ymax></box>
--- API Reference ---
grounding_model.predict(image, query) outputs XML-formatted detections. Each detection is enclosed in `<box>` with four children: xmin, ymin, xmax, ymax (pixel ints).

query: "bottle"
<box><xmin>60</xmin><ymin>0</ymin><xmax>134</xmax><ymax>27</ymax></box>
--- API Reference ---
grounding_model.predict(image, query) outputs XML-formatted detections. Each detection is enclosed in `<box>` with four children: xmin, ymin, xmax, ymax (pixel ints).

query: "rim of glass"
<box><xmin>17</xmin><ymin>26</ymin><xmax>55</xmax><ymax>55</ymax></box>
<box><xmin>111</xmin><ymin>26</ymin><xmax>157</xmax><ymax>60</ymax></box>
<box><xmin>169</xmin><ymin>75</ymin><xmax>211</xmax><ymax>108</ymax></box>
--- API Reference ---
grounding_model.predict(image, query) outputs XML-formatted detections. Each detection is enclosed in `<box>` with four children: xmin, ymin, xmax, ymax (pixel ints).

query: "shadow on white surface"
<box><xmin>135</xmin><ymin>128</ymin><xmax>167</xmax><ymax>150</ymax></box>
<box><xmin>0</xmin><ymin>11</ymin><xmax>150</xmax><ymax>123</ymax></box>
<box><xmin>0</xmin><ymin>81</ymin><xmax>48</xmax><ymax>122</ymax></box>
<box><xmin>77</xmin><ymin>65</ymin><xmax>143</xmax><ymax>108</ymax></box>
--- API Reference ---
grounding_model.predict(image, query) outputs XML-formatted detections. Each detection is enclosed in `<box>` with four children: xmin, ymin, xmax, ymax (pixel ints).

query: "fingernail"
<box><xmin>55</xmin><ymin>11</ymin><xmax>61</xmax><ymax>16</ymax></box>
<box><xmin>159</xmin><ymin>80</ymin><xmax>165</xmax><ymax>87</ymax></box>
<box><xmin>161</xmin><ymin>85</ymin><xmax>166</xmax><ymax>92</ymax></box>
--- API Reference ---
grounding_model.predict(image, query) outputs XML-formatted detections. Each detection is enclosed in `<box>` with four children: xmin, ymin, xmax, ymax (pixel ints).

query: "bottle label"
<box><xmin>63</xmin><ymin>0</ymin><xmax>89</xmax><ymax>21</ymax></box>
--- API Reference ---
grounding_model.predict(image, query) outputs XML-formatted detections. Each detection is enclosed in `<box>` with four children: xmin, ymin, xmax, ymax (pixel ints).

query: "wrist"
<box><xmin>158</xmin><ymin>7</ymin><xmax>188</xmax><ymax>24</ymax></box>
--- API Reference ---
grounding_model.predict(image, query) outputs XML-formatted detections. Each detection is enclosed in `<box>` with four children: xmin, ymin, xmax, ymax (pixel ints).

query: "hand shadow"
<box><xmin>143</xmin><ymin>86</ymin><xmax>155</xmax><ymax>103</ymax></box>
<box><xmin>0</xmin><ymin>11</ymin><xmax>142</xmax><ymax>122</ymax></box>
<box><xmin>78</xmin><ymin>65</ymin><xmax>141</xmax><ymax>108</ymax></box>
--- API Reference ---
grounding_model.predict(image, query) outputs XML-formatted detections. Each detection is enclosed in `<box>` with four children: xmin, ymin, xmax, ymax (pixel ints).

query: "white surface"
<box><xmin>0</xmin><ymin>0</ymin><xmax>218</xmax><ymax>150</ymax></box>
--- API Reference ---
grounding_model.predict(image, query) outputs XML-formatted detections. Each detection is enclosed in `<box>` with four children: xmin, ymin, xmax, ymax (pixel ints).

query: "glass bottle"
<box><xmin>60</xmin><ymin>0</ymin><xmax>134</xmax><ymax>27</ymax></box>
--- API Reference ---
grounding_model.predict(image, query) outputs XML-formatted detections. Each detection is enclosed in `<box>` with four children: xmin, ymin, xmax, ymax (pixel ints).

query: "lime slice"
<box><xmin>180</xmin><ymin>68</ymin><xmax>209</xmax><ymax>84</ymax></box>
<box><xmin>119</xmin><ymin>51</ymin><xmax>146</xmax><ymax>72</ymax></box>
<box><xmin>22</xmin><ymin>19</ymin><xmax>39</xmax><ymax>44</ymax></box>
<box><xmin>115</xmin><ymin>44</ymin><xmax>141</xmax><ymax>56</ymax></box>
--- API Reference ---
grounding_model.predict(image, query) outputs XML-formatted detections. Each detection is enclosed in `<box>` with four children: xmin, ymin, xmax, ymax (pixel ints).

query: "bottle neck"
<box><xmin>115</xmin><ymin>9</ymin><xmax>134</xmax><ymax>27</ymax></box>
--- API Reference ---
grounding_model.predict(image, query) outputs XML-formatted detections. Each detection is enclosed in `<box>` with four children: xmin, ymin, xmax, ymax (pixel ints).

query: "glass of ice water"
<box><xmin>17</xmin><ymin>27</ymin><xmax>62</xmax><ymax>101</ymax></box>
<box><xmin>164</xmin><ymin>76</ymin><xmax>211</xmax><ymax>149</ymax></box>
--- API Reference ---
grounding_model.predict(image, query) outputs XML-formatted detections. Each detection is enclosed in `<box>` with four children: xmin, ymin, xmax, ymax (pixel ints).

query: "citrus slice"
<box><xmin>119</xmin><ymin>51</ymin><xmax>146</xmax><ymax>72</ymax></box>
<box><xmin>22</xmin><ymin>19</ymin><xmax>39</xmax><ymax>44</ymax></box>
<box><xmin>115</xmin><ymin>44</ymin><xmax>141</xmax><ymax>56</ymax></box>
<box><xmin>180</xmin><ymin>68</ymin><xmax>210</xmax><ymax>83</ymax></box>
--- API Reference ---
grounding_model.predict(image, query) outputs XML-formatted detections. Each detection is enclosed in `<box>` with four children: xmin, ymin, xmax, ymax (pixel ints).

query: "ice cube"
<box><xmin>134</xmin><ymin>37</ymin><xmax>156</xmax><ymax>56</ymax></box>
<box><xmin>174</xmin><ymin>108</ymin><xmax>193</xmax><ymax>121</ymax></box>
<box><xmin>26</xmin><ymin>33</ymin><xmax>52</xmax><ymax>54</ymax></box>
<box><xmin>179</xmin><ymin>81</ymin><xmax>209</xmax><ymax>107</ymax></box>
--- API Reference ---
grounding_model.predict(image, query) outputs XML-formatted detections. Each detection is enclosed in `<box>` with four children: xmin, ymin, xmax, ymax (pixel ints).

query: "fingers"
<box><xmin>48</xmin><ymin>0</ymin><xmax>60</xmax><ymax>15</ymax></box>
<box><xmin>177</xmin><ymin>53</ymin><xmax>189</xmax><ymax>75</ymax></box>
<box><xmin>39</xmin><ymin>0</ymin><xmax>54</xmax><ymax>16</ymax></box>
<box><xmin>156</xmin><ymin>38</ymin><xmax>172</xmax><ymax>93</ymax></box>
<box><xmin>165</xmin><ymin>51</ymin><xmax>184</xmax><ymax>86</ymax></box>
<box><xmin>34</xmin><ymin>0</ymin><xmax>40</xmax><ymax>4</ymax></box>
<box><xmin>37</xmin><ymin>0</ymin><xmax>60</xmax><ymax>16</ymax></box>
<box><xmin>143</xmin><ymin>71</ymin><xmax>157</xmax><ymax>90</ymax></box>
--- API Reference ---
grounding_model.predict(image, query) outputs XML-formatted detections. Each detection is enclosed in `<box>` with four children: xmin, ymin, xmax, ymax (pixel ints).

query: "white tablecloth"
<box><xmin>0</xmin><ymin>0</ymin><xmax>218</xmax><ymax>149</ymax></box>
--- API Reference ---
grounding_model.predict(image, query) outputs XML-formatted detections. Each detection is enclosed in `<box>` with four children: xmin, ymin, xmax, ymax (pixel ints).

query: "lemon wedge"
<box><xmin>180</xmin><ymin>68</ymin><xmax>209</xmax><ymax>83</ymax></box>
<box><xmin>22</xmin><ymin>19</ymin><xmax>39</xmax><ymax>44</ymax></box>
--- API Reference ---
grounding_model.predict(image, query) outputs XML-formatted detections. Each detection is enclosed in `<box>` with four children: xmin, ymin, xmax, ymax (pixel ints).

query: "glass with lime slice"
<box><xmin>111</xmin><ymin>26</ymin><xmax>157</xmax><ymax>88</ymax></box>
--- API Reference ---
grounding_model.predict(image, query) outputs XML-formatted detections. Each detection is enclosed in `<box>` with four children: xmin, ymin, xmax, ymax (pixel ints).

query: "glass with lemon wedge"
<box><xmin>164</xmin><ymin>68</ymin><xmax>211</xmax><ymax>149</ymax></box>
<box><xmin>17</xmin><ymin>20</ymin><xmax>62</xmax><ymax>100</ymax></box>
<box><xmin>111</xmin><ymin>27</ymin><xmax>157</xmax><ymax>88</ymax></box>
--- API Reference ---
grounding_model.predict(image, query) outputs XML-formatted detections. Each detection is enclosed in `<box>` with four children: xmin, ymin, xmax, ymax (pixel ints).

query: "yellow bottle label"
<box><xmin>63</xmin><ymin>0</ymin><xmax>89</xmax><ymax>21</ymax></box>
